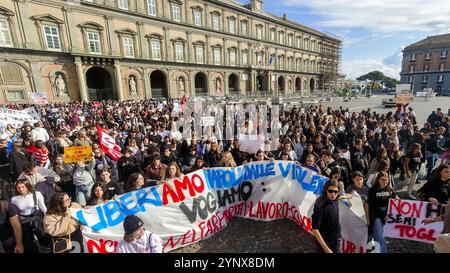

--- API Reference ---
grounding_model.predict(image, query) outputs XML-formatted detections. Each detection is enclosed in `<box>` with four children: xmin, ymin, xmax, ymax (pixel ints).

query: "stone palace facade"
<box><xmin>0</xmin><ymin>0</ymin><xmax>341</xmax><ymax>103</ymax></box>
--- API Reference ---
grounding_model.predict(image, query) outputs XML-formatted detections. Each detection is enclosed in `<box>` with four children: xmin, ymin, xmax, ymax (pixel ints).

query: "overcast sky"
<box><xmin>237</xmin><ymin>0</ymin><xmax>450</xmax><ymax>80</ymax></box>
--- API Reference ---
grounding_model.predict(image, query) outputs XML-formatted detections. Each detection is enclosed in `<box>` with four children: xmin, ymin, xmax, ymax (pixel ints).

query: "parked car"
<box><xmin>387</xmin><ymin>88</ymin><xmax>396</xmax><ymax>95</ymax></box>
<box><xmin>382</xmin><ymin>97</ymin><xmax>396</xmax><ymax>107</ymax></box>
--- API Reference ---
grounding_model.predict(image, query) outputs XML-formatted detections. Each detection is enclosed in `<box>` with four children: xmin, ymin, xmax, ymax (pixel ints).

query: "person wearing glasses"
<box><xmin>44</xmin><ymin>192</ymin><xmax>84</xmax><ymax>253</ymax></box>
<box><xmin>311</xmin><ymin>180</ymin><xmax>342</xmax><ymax>253</ymax></box>
<box><xmin>368</xmin><ymin>171</ymin><xmax>399</xmax><ymax>253</ymax></box>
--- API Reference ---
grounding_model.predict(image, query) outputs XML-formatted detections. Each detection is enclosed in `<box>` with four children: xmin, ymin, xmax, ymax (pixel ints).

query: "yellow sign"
<box><xmin>396</xmin><ymin>93</ymin><xmax>414</xmax><ymax>105</ymax></box>
<box><xmin>64</xmin><ymin>146</ymin><xmax>93</xmax><ymax>163</ymax></box>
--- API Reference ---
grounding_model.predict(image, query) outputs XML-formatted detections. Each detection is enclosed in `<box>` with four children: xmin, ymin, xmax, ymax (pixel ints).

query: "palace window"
<box><xmin>43</xmin><ymin>26</ymin><xmax>61</xmax><ymax>51</ymax></box>
<box><xmin>0</xmin><ymin>19</ymin><xmax>12</xmax><ymax>47</ymax></box>
<box><xmin>147</xmin><ymin>0</ymin><xmax>157</xmax><ymax>16</ymax></box>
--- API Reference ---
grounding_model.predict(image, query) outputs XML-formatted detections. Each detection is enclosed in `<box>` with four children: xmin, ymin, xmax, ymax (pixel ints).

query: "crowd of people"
<box><xmin>0</xmin><ymin>98</ymin><xmax>449</xmax><ymax>253</ymax></box>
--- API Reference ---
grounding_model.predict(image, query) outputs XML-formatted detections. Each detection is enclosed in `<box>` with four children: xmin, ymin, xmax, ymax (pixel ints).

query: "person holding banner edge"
<box><xmin>311</xmin><ymin>180</ymin><xmax>342</xmax><ymax>253</ymax></box>
<box><xmin>368</xmin><ymin>171</ymin><xmax>399</xmax><ymax>253</ymax></box>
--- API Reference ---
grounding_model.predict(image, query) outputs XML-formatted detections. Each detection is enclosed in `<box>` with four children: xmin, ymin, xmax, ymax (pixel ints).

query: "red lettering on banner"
<box><xmin>162</xmin><ymin>183</ymin><xmax>180</xmax><ymax>205</ymax></box>
<box><xmin>341</xmin><ymin>239</ymin><xmax>364</xmax><ymax>253</ymax></box>
<box><xmin>395</xmin><ymin>225</ymin><xmax>438</xmax><ymax>242</ymax></box>
<box><xmin>173</xmin><ymin>176</ymin><xmax>196</xmax><ymax>201</ymax></box>
<box><xmin>86</xmin><ymin>239</ymin><xmax>118</xmax><ymax>253</ymax></box>
<box><xmin>276</xmin><ymin>203</ymin><xmax>282</xmax><ymax>218</ymax></box>
<box><xmin>389</xmin><ymin>199</ymin><xmax>423</xmax><ymax>218</ymax></box>
<box><xmin>249</xmin><ymin>201</ymin><xmax>256</xmax><ymax>217</ymax></box>
<box><xmin>198</xmin><ymin>221</ymin><xmax>206</xmax><ymax>239</ymax></box>
<box><xmin>163</xmin><ymin>210</ymin><xmax>228</xmax><ymax>252</ymax></box>
<box><xmin>268</xmin><ymin>203</ymin><xmax>276</xmax><ymax>218</ymax></box>
<box><xmin>165</xmin><ymin>175</ymin><xmax>206</xmax><ymax>205</ymax></box>
<box><xmin>191</xmin><ymin>174</ymin><xmax>205</xmax><ymax>193</ymax></box>
<box><xmin>181</xmin><ymin>229</ymin><xmax>192</xmax><ymax>246</ymax></box>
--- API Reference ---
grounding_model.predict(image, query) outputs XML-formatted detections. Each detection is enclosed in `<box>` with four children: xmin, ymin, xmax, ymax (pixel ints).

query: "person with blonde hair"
<box><xmin>220</xmin><ymin>151</ymin><xmax>237</xmax><ymax>168</ymax></box>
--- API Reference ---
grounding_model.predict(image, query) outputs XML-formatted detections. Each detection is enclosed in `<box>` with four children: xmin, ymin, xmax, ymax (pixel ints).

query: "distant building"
<box><xmin>400</xmin><ymin>33</ymin><xmax>450</xmax><ymax>95</ymax></box>
<box><xmin>0</xmin><ymin>0</ymin><xmax>341</xmax><ymax>103</ymax></box>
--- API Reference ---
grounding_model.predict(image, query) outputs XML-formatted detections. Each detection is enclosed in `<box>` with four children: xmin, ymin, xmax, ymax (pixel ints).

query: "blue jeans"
<box><xmin>370</xmin><ymin>218</ymin><xmax>388</xmax><ymax>253</ymax></box>
<box><xmin>75</xmin><ymin>182</ymin><xmax>94</xmax><ymax>207</ymax></box>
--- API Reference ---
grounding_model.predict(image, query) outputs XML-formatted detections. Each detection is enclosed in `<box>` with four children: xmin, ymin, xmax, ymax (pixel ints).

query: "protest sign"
<box><xmin>384</xmin><ymin>199</ymin><xmax>444</xmax><ymax>244</ymax></box>
<box><xmin>29</xmin><ymin>92</ymin><xmax>48</xmax><ymax>104</ymax></box>
<box><xmin>64</xmin><ymin>146</ymin><xmax>93</xmax><ymax>163</ymax></box>
<box><xmin>396</xmin><ymin>93</ymin><xmax>414</xmax><ymax>105</ymax></box>
<box><xmin>201</xmin><ymin>117</ymin><xmax>215</xmax><ymax>126</ymax></box>
<box><xmin>73</xmin><ymin>161</ymin><xmax>366</xmax><ymax>253</ymax></box>
<box><xmin>0</xmin><ymin>107</ymin><xmax>40</xmax><ymax>128</ymax></box>
<box><xmin>239</xmin><ymin>134</ymin><xmax>266</xmax><ymax>154</ymax></box>
<box><xmin>395</xmin><ymin>84</ymin><xmax>413</xmax><ymax>105</ymax></box>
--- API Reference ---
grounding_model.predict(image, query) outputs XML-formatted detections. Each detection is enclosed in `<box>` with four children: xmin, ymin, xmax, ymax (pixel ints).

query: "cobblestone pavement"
<box><xmin>171</xmin><ymin>217</ymin><xmax>319</xmax><ymax>253</ymax></box>
<box><xmin>172</xmin><ymin>178</ymin><xmax>436</xmax><ymax>254</ymax></box>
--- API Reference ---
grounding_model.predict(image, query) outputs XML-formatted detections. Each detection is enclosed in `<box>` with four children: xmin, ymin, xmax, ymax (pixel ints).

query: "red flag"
<box><xmin>97</xmin><ymin>125</ymin><xmax>122</xmax><ymax>161</ymax></box>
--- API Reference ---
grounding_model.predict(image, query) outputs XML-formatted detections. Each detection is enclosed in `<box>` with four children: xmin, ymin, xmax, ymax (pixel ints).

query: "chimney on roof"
<box><xmin>283</xmin><ymin>13</ymin><xmax>287</xmax><ymax>20</ymax></box>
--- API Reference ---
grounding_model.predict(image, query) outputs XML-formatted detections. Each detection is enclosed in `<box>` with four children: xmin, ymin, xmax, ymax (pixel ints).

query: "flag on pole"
<box><xmin>97</xmin><ymin>125</ymin><xmax>122</xmax><ymax>161</ymax></box>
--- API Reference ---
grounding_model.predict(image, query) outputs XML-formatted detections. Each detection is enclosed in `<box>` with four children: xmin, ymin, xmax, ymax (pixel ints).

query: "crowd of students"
<box><xmin>0</xmin><ymin>99</ymin><xmax>449</xmax><ymax>253</ymax></box>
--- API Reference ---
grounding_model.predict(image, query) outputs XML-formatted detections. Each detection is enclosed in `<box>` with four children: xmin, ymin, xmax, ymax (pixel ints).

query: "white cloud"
<box><xmin>343</xmin><ymin>47</ymin><xmax>404</xmax><ymax>80</ymax></box>
<box><xmin>283</xmin><ymin>0</ymin><xmax>450</xmax><ymax>33</ymax></box>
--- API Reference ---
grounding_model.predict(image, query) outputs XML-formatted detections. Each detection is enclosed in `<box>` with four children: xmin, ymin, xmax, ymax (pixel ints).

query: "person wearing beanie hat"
<box><xmin>115</xmin><ymin>215</ymin><xmax>163</xmax><ymax>253</ymax></box>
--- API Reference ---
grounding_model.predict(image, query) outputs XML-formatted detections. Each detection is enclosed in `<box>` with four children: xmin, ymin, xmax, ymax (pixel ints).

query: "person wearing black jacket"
<box><xmin>319</xmin><ymin>150</ymin><xmax>339</xmax><ymax>177</ymax></box>
<box><xmin>350</xmin><ymin>139</ymin><xmax>369</xmax><ymax>175</ymax></box>
<box><xmin>205</xmin><ymin>142</ymin><xmax>221</xmax><ymax>168</ymax></box>
<box><xmin>231</xmin><ymin>139</ymin><xmax>249</xmax><ymax>166</ymax></box>
<box><xmin>161</xmin><ymin>146</ymin><xmax>178</xmax><ymax>166</ymax></box>
<box><xmin>368</xmin><ymin>171</ymin><xmax>398</xmax><ymax>253</ymax></box>
<box><xmin>311</xmin><ymin>180</ymin><xmax>342</xmax><ymax>253</ymax></box>
<box><xmin>117</xmin><ymin>148</ymin><xmax>141</xmax><ymax>183</ymax></box>
<box><xmin>0</xmin><ymin>140</ymin><xmax>10</xmax><ymax>183</ymax></box>
<box><xmin>418</xmin><ymin>164</ymin><xmax>450</xmax><ymax>205</ymax></box>
<box><xmin>99</xmin><ymin>169</ymin><xmax>124</xmax><ymax>200</ymax></box>
<box><xmin>9</xmin><ymin>142</ymin><xmax>31</xmax><ymax>183</ymax></box>
<box><xmin>300</xmin><ymin>143</ymin><xmax>320</xmax><ymax>165</ymax></box>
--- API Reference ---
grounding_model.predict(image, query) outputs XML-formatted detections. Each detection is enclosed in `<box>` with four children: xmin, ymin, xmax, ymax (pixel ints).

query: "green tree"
<box><xmin>356</xmin><ymin>70</ymin><xmax>399</xmax><ymax>88</ymax></box>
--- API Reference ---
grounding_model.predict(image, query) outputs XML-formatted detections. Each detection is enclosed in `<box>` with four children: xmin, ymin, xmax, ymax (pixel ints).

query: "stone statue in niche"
<box><xmin>129</xmin><ymin>76</ymin><xmax>137</xmax><ymax>95</ymax></box>
<box><xmin>216</xmin><ymin>78</ymin><xmax>221</xmax><ymax>95</ymax></box>
<box><xmin>178</xmin><ymin>77</ymin><xmax>185</xmax><ymax>95</ymax></box>
<box><xmin>54</xmin><ymin>74</ymin><xmax>67</xmax><ymax>96</ymax></box>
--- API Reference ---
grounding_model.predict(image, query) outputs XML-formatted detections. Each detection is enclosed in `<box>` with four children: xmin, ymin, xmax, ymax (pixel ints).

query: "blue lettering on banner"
<box><xmin>104</xmin><ymin>201</ymin><xmax>125</xmax><ymax>227</ymax></box>
<box><xmin>291</xmin><ymin>163</ymin><xmax>328</xmax><ymax>194</ymax></box>
<box><xmin>75</xmin><ymin>186</ymin><xmax>163</xmax><ymax>232</ymax></box>
<box><xmin>279</xmin><ymin>162</ymin><xmax>292</xmax><ymax>178</ymax></box>
<box><xmin>204</xmin><ymin>162</ymin><xmax>277</xmax><ymax>190</ymax></box>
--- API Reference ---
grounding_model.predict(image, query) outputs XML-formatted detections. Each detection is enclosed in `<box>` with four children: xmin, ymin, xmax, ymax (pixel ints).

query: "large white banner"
<box><xmin>0</xmin><ymin>107</ymin><xmax>40</xmax><ymax>130</ymax></box>
<box><xmin>73</xmin><ymin>161</ymin><xmax>367</xmax><ymax>253</ymax></box>
<box><xmin>384</xmin><ymin>199</ymin><xmax>444</xmax><ymax>244</ymax></box>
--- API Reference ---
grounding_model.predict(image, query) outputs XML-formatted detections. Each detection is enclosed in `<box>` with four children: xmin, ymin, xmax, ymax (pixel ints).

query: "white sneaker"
<box><xmin>407</xmin><ymin>194</ymin><xmax>417</xmax><ymax>200</ymax></box>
